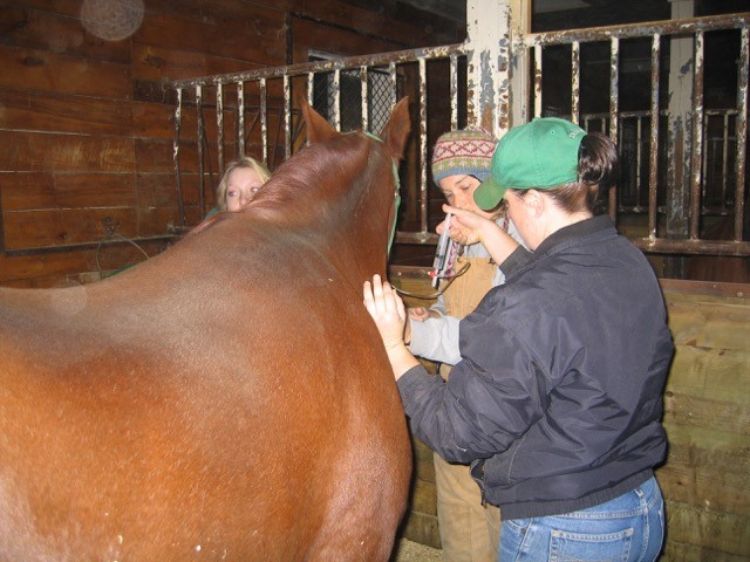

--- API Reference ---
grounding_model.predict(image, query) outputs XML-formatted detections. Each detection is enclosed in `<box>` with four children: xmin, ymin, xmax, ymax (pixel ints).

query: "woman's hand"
<box><xmin>442</xmin><ymin>204</ymin><xmax>521</xmax><ymax>265</ymax></box>
<box><xmin>439</xmin><ymin>204</ymin><xmax>495</xmax><ymax>246</ymax></box>
<box><xmin>408</xmin><ymin>307</ymin><xmax>440</xmax><ymax>322</ymax></box>
<box><xmin>363</xmin><ymin>274</ymin><xmax>420</xmax><ymax>379</ymax></box>
<box><xmin>405</xmin><ymin>306</ymin><xmax>439</xmax><ymax>346</ymax></box>
<box><xmin>408</xmin><ymin>306</ymin><xmax>430</xmax><ymax>322</ymax></box>
<box><xmin>363</xmin><ymin>274</ymin><xmax>406</xmax><ymax>351</ymax></box>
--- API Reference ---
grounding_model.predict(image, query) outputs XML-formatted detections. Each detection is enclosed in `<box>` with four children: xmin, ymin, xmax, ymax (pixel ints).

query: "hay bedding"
<box><xmin>392</xmin><ymin>539</ymin><xmax>442</xmax><ymax>562</ymax></box>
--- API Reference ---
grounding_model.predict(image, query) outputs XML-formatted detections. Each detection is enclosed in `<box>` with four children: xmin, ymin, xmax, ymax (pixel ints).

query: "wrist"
<box><xmin>384</xmin><ymin>343</ymin><xmax>419</xmax><ymax>380</ymax></box>
<box><xmin>383</xmin><ymin>340</ymin><xmax>408</xmax><ymax>356</ymax></box>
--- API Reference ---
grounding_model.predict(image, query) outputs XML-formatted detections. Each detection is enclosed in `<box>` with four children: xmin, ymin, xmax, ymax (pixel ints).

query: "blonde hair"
<box><xmin>215</xmin><ymin>156</ymin><xmax>271</xmax><ymax>211</ymax></box>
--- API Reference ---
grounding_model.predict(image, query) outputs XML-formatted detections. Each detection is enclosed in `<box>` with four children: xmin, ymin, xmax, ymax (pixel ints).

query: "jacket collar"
<box><xmin>533</xmin><ymin>214</ymin><xmax>615</xmax><ymax>258</ymax></box>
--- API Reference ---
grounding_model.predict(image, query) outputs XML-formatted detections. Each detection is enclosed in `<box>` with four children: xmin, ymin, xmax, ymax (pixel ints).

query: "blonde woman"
<box><xmin>209</xmin><ymin>156</ymin><xmax>271</xmax><ymax>216</ymax></box>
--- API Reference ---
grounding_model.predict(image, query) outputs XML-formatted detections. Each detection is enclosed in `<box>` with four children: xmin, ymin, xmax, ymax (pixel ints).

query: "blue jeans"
<box><xmin>499</xmin><ymin>476</ymin><xmax>665</xmax><ymax>562</ymax></box>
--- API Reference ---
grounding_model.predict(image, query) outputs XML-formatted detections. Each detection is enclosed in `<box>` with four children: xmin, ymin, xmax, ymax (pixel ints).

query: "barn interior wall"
<box><xmin>0</xmin><ymin>0</ymin><xmax>461</xmax><ymax>288</ymax></box>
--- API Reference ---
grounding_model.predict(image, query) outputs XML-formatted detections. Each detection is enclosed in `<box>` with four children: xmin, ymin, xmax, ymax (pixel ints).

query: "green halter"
<box><xmin>363</xmin><ymin>131</ymin><xmax>401</xmax><ymax>257</ymax></box>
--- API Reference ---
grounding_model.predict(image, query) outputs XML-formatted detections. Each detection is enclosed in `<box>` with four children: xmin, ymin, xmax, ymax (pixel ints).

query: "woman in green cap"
<box><xmin>364</xmin><ymin>118</ymin><xmax>671</xmax><ymax>562</ymax></box>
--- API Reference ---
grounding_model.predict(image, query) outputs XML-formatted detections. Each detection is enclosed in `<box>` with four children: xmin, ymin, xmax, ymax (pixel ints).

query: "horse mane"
<box><xmin>244</xmin><ymin>132</ymin><xmax>374</xmax><ymax>222</ymax></box>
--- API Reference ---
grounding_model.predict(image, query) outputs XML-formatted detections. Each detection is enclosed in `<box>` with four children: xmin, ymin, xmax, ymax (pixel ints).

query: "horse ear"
<box><xmin>301</xmin><ymin>98</ymin><xmax>337</xmax><ymax>144</ymax></box>
<box><xmin>380</xmin><ymin>97</ymin><xmax>411</xmax><ymax>160</ymax></box>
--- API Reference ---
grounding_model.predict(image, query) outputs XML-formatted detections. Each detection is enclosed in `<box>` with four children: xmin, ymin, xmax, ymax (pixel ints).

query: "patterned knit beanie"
<box><xmin>431</xmin><ymin>129</ymin><xmax>497</xmax><ymax>186</ymax></box>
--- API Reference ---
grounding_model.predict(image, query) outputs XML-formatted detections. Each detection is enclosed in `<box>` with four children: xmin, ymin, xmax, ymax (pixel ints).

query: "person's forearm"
<box><xmin>384</xmin><ymin>343</ymin><xmax>420</xmax><ymax>380</ymax></box>
<box><xmin>480</xmin><ymin>224</ymin><xmax>519</xmax><ymax>266</ymax></box>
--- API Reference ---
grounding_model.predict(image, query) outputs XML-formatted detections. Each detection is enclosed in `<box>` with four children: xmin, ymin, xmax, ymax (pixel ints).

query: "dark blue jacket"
<box><xmin>397</xmin><ymin>215</ymin><xmax>673</xmax><ymax>519</ymax></box>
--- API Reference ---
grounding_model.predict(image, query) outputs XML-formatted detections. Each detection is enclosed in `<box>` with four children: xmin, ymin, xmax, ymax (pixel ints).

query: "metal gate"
<box><xmin>169</xmin><ymin>8</ymin><xmax>750</xmax><ymax>259</ymax></box>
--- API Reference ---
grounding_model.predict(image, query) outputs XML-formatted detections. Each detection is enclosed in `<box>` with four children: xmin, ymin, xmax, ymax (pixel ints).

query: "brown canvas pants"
<box><xmin>436</xmin><ymin>257</ymin><xmax>501</xmax><ymax>562</ymax></box>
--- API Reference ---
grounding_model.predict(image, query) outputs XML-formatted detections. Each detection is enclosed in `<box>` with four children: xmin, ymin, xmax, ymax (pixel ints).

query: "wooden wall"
<box><xmin>392</xmin><ymin>272</ymin><xmax>750</xmax><ymax>560</ymax></box>
<box><xmin>658</xmin><ymin>279</ymin><xmax>750</xmax><ymax>562</ymax></box>
<box><xmin>0</xmin><ymin>0</ymin><xmax>461</xmax><ymax>288</ymax></box>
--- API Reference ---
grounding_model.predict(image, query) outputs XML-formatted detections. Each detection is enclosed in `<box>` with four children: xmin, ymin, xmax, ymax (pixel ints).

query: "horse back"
<box><xmin>0</xmin><ymin>220</ymin><xmax>411</xmax><ymax>561</ymax></box>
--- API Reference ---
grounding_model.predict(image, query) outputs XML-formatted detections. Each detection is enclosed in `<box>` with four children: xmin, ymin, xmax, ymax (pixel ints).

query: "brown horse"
<box><xmin>0</xmin><ymin>99</ymin><xmax>412</xmax><ymax>561</ymax></box>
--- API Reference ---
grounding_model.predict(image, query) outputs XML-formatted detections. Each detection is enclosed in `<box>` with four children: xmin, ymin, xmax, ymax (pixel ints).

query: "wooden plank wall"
<box><xmin>0</xmin><ymin>0</ymin><xmax>461</xmax><ymax>288</ymax></box>
<box><xmin>392</xmin><ymin>272</ymin><xmax>750</xmax><ymax>559</ymax></box>
<box><xmin>658</xmin><ymin>280</ymin><xmax>750</xmax><ymax>562</ymax></box>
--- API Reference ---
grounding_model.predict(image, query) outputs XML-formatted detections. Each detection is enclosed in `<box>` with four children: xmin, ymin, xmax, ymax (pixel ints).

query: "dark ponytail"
<box><xmin>578</xmin><ymin>132</ymin><xmax>619</xmax><ymax>214</ymax></box>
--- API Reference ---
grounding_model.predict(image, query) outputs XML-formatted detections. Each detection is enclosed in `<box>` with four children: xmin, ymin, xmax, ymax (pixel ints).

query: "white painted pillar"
<box><xmin>662</xmin><ymin>0</ymin><xmax>695</xmax><ymax>277</ymax></box>
<box><xmin>665</xmin><ymin>0</ymin><xmax>695</xmax><ymax>243</ymax></box>
<box><xmin>466</xmin><ymin>0</ymin><xmax>511</xmax><ymax>137</ymax></box>
<box><xmin>509</xmin><ymin>0</ymin><xmax>531</xmax><ymax>130</ymax></box>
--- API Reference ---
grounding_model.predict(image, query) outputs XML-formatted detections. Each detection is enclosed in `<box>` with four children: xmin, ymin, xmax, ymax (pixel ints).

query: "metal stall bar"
<box><xmin>260</xmin><ymin>78</ymin><xmax>268</xmax><ymax>163</ymax></box>
<box><xmin>306</xmin><ymin>72</ymin><xmax>313</xmax><ymax>109</ymax></box>
<box><xmin>450</xmin><ymin>54</ymin><xmax>459</xmax><ymax>130</ymax></box>
<box><xmin>736</xmin><ymin>27</ymin><xmax>748</xmax><ymax>241</ymax></box>
<box><xmin>389</xmin><ymin>61</ymin><xmax>397</xmax><ymax>108</ymax></box>
<box><xmin>306</xmin><ymin>72</ymin><xmax>314</xmax><ymax>146</ymax></box>
<box><xmin>333</xmin><ymin>68</ymin><xmax>341</xmax><ymax>132</ymax></box>
<box><xmin>702</xmin><ymin>110</ymin><xmax>736</xmax><ymax>214</ymax></box>
<box><xmin>689</xmin><ymin>31</ymin><xmax>705</xmax><ymax>240</ymax></box>
<box><xmin>701</xmin><ymin>115</ymin><xmax>709</xmax><ymax>207</ymax></box>
<box><xmin>608</xmin><ymin>37</ymin><xmax>619</xmax><ymax>218</ymax></box>
<box><xmin>635</xmin><ymin>115</ymin><xmax>643</xmax><ymax>212</ymax></box>
<box><xmin>534</xmin><ymin>44</ymin><xmax>542</xmax><ymax>118</ymax></box>
<box><xmin>173</xmin><ymin>88</ymin><xmax>185</xmax><ymax>226</ymax></box>
<box><xmin>419</xmin><ymin>56</ymin><xmax>428</xmax><ymax>234</ymax></box>
<box><xmin>216</xmin><ymin>83</ymin><xmax>224</xmax><ymax>178</ymax></box>
<box><xmin>721</xmin><ymin>111</ymin><xmax>730</xmax><ymax>213</ymax></box>
<box><xmin>699</xmin><ymin>110</ymin><xmax>731</xmax><ymax>213</ymax></box>
<box><xmin>196</xmin><ymin>85</ymin><xmax>205</xmax><ymax>216</ymax></box>
<box><xmin>237</xmin><ymin>81</ymin><xmax>244</xmax><ymax>157</ymax></box>
<box><xmin>283</xmin><ymin>74</ymin><xmax>291</xmax><ymax>159</ymax></box>
<box><xmin>361</xmin><ymin>66</ymin><xmax>368</xmax><ymax>132</ymax></box>
<box><xmin>571</xmin><ymin>41</ymin><xmax>580</xmax><ymax>124</ymax></box>
<box><xmin>648</xmin><ymin>33</ymin><xmax>660</xmax><ymax>239</ymax></box>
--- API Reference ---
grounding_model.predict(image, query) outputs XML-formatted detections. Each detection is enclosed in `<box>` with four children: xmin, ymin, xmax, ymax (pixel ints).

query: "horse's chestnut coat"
<box><xmin>0</xmin><ymin>98</ymin><xmax>412</xmax><ymax>561</ymax></box>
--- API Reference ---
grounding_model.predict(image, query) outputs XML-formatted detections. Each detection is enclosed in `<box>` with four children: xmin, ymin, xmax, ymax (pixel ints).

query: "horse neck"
<box><xmin>252</xmin><ymin>136</ymin><xmax>393</xmax><ymax>280</ymax></box>
<box><xmin>326</xmin><ymin>142</ymin><xmax>393</xmax><ymax>280</ymax></box>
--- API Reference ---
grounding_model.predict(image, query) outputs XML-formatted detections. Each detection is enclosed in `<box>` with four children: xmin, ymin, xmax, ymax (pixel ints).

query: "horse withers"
<box><xmin>0</xmin><ymin>99</ymin><xmax>413</xmax><ymax>561</ymax></box>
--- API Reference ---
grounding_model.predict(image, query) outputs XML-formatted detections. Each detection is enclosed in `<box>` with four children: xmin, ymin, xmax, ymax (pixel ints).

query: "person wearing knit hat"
<box><xmin>430</xmin><ymin>128</ymin><xmax>496</xmax><ymax>186</ymax></box>
<box><xmin>406</xmin><ymin>128</ymin><xmax>523</xmax><ymax>562</ymax></box>
<box><xmin>364</xmin><ymin>118</ymin><xmax>669</xmax><ymax>562</ymax></box>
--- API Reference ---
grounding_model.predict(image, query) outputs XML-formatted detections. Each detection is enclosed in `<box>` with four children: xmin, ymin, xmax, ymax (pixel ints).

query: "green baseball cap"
<box><xmin>474</xmin><ymin>117</ymin><xmax>586</xmax><ymax>210</ymax></box>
